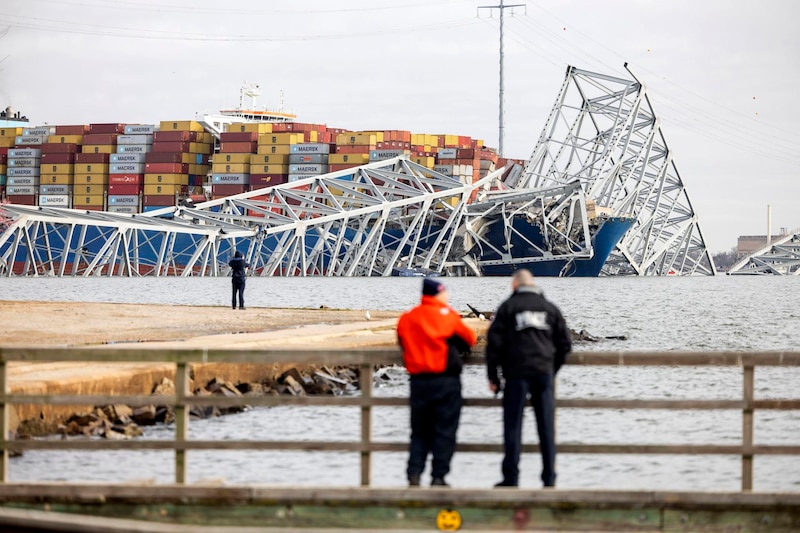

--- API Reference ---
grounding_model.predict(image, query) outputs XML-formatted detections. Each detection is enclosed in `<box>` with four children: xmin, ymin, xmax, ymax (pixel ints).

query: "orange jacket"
<box><xmin>397</xmin><ymin>295</ymin><xmax>477</xmax><ymax>375</ymax></box>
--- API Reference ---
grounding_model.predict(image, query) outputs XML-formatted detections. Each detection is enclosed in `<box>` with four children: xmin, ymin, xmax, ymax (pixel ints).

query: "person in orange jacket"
<box><xmin>396</xmin><ymin>278</ymin><xmax>477</xmax><ymax>487</ymax></box>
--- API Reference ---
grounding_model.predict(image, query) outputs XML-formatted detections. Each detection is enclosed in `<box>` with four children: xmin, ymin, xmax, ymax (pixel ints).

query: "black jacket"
<box><xmin>485</xmin><ymin>286</ymin><xmax>572</xmax><ymax>385</ymax></box>
<box><xmin>228</xmin><ymin>256</ymin><xmax>249</xmax><ymax>281</ymax></box>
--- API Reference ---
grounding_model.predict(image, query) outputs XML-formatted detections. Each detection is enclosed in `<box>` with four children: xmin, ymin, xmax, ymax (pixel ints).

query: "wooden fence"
<box><xmin>1</xmin><ymin>347</ymin><xmax>799</xmax><ymax>491</ymax></box>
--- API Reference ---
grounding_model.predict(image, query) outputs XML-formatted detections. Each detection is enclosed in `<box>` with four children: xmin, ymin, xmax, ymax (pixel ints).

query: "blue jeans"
<box><xmin>501</xmin><ymin>373</ymin><xmax>557</xmax><ymax>486</ymax></box>
<box><xmin>232</xmin><ymin>279</ymin><xmax>245</xmax><ymax>309</ymax></box>
<box><xmin>407</xmin><ymin>375</ymin><xmax>462</xmax><ymax>480</ymax></box>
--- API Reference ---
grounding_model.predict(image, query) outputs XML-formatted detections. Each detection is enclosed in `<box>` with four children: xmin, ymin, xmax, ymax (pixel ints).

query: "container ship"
<box><xmin>0</xmin><ymin>86</ymin><xmax>631</xmax><ymax>277</ymax></box>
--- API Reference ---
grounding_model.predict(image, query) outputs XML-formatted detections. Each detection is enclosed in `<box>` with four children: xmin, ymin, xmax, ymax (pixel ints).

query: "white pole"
<box><xmin>767</xmin><ymin>205</ymin><xmax>772</xmax><ymax>246</ymax></box>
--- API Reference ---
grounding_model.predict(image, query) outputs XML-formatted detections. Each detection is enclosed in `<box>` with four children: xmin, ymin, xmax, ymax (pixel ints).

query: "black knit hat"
<box><xmin>422</xmin><ymin>278</ymin><xmax>445</xmax><ymax>296</ymax></box>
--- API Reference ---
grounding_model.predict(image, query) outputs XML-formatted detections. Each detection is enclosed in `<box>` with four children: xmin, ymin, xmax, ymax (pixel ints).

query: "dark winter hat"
<box><xmin>422</xmin><ymin>278</ymin><xmax>445</xmax><ymax>296</ymax></box>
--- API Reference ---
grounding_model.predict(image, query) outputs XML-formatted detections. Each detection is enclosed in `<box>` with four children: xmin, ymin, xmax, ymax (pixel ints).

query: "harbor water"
<box><xmin>2</xmin><ymin>275</ymin><xmax>799</xmax><ymax>491</ymax></box>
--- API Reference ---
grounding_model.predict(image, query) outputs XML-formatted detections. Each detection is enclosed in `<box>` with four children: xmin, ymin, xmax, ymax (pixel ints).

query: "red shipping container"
<box><xmin>328</xmin><ymin>163</ymin><xmax>359</xmax><ymax>172</ymax></box>
<box><xmin>108</xmin><ymin>183</ymin><xmax>142</xmax><ymax>195</ymax></box>
<box><xmin>75</xmin><ymin>153</ymin><xmax>110</xmax><ymax>163</ymax></box>
<box><xmin>0</xmin><ymin>154</ymin><xmax>6</xmax><ymax>164</ymax></box>
<box><xmin>145</xmin><ymin>152</ymin><xmax>184</xmax><ymax>163</ymax></box>
<box><xmin>40</xmin><ymin>153</ymin><xmax>76</xmax><ymax>164</ymax></box>
<box><xmin>83</xmin><ymin>133</ymin><xmax>118</xmax><ymax>145</ymax></box>
<box><xmin>153</xmin><ymin>130</ymin><xmax>198</xmax><ymax>142</ymax></box>
<box><xmin>5</xmin><ymin>194</ymin><xmax>36</xmax><ymax>205</ymax></box>
<box><xmin>145</xmin><ymin>163</ymin><xmax>189</xmax><ymax>174</ymax></box>
<box><xmin>89</xmin><ymin>123</ymin><xmax>125</xmax><ymax>134</ymax></box>
<box><xmin>249</xmin><ymin>174</ymin><xmax>289</xmax><ymax>187</ymax></box>
<box><xmin>220</xmin><ymin>132</ymin><xmax>258</xmax><ymax>143</ymax></box>
<box><xmin>40</xmin><ymin>143</ymin><xmax>79</xmax><ymax>154</ymax></box>
<box><xmin>55</xmin><ymin>125</ymin><xmax>89</xmax><ymax>135</ymax></box>
<box><xmin>151</xmin><ymin>141</ymin><xmax>189</xmax><ymax>153</ymax></box>
<box><xmin>0</xmin><ymin>147</ymin><xmax>8</xmax><ymax>156</ymax></box>
<box><xmin>143</xmin><ymin>195</ymin><xmax>177</xmax><ymax>206</ymax></box>
<box><xmin>219</xmin><ymin>142</ymin><xmax>257</xmax><ymax>153</ymax></box>
<box><xmin>335</xmin><ymin>145</ymin><xmax>372</xmax><ymax>154</ymax></box>
<box><xmin>456</xmin><ymin>148</ymin><xmax>476</xmax><ymax>159</ymax></box>
<box><xmin>109</xmin><ymin>174</ymin><xmax>144</xmax><ymax>185</ymax></box>
<box><xmin>211</xmin><ymin>184</ymin><xmax>248</xmax><ymax>196</ymax></box>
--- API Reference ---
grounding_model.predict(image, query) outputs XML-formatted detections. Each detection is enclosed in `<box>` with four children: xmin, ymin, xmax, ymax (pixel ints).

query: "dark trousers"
<box><xmin>501</xmin><ymin>373</ymin><xmax>557</xmax><ymax>486</ymax></box>
<box><xmin>231</xmin><ymin>279</ymin><xmax>245</xmax><ymax>309</ymax></box>
<box><xmin>407</xmin><ymin>375</ymin><xmax>462</xmax><ymax>480</ymax></box>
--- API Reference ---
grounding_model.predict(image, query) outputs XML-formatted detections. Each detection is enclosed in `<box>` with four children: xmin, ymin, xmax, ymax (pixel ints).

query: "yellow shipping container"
<box><xmin>0</xmin><ymin>127</ymin><xmax>22</xmax><ymax>138</ymax></box>
<box><xmin>40</xmin><ymin>174</ymin><xmax>74</xmax><ymax>185</ymax></box>
<box><xmin>412</xmin><ymin>156</ymin><xmax>435</xmax><ymax>168</ymax></box>
<box><xmin>144</xmin><ymin>173</ymin><xmax>188</xmax><ymax>185</ymax></box>
<box><xmin>48</xmin><ymin>135</ymin><xmax>83</xmax><ymax>145</ymax></box>
<box><xmin>256</xmin><ymin>144</ymin><xmax>292</xmax><ymax>155</ymax></box>
<box><xmin>0</xmin><ymin>137</ymin><xmax>15</xmax><ymax>147</ymax></box>
<box><xmin>188</xmin><ymin>164</ymin><xmax>209</xmax><ymax>175</ymax></box>
<box><xmin>41</xmin><ymin>164</ymin><xmax>74</xmax><ymax>175</ymax></box>
<box><xmin>442</xmin><ymin>134</ymin><xmax>459</xmax><ymax>147</ymax></box>
<box><xmin>227</xmin><ymin>122</ymin><xmax>273</xmax><ymax>134</ymax></box>
<box><xmin>0</xmin><ymin>164</ymin><xmax>5</xmax><ymax>174</ymax></box>
<box><xmin>336</xmin><ymin>133</ymin><xmax>377</xmax><ymax>146</ymax></box>
<box><xmin>75</xmin><ymin>184</ymin><xmax>107</xmax><ymax>196</ymax></box>
<box><xmin>74</xmin><ymin>175</ymin><xmax>108</xmax><ymax>185</ymax></box>
<box><xmin>159</xmin><ymin>120</ymin><xmax>204</xmax><ymax>132</ymax></box>
<box><xmin>258</xmin><ymin>133</ymin><xmax>304</xmax><ymax>145</ymax></box>
<box><xmin>211</xmin><ymin>162</ymin><xmax>249</xmax><ymax>174</ymax></box>
<box><xmin>75</xmin><ymin>163</ymin><xmax>109</xmax><ymax>174</ymax></box>
<box><xmin>251</xmin><ymin>164</ymin><xmax>289</xmax><ymax>175</ymax></box>
<box><xmin>82</xmin><ymin>145</ymin><xmax>115</xmax><ymax>154</ymax></box>
<box><xmin>214</xmin><ymin>153</ymin><xmax>252</xmax><ymax>164</ymax></box>
<box><xmin>358</xmin><ymin>131</ymin><xmax>385</xmax><ymax>143</ymax></box>
<box><xmin>200</xmin><ymin>132</ymin><xmax>213</xmax><ymax>144</ymax></box>
<box><xmin>189</xmin><ymin>142</ymin><xmax>213</xmax><ymax>155</ymax></box>
<box><xmin>73</xmin><ymin>195</ymin><xmax>105</xmax><ymax>207</ymax></box>
<box><xmin>144</xmin><ymin>183</ymin><xmax>185</xmax><ymax>195</ymax></box>
<box><xmin>250</xmin><ymin>154</ymin><xmax>289</xmax><ymax>165</ymax></box>
<box><xmin>328</xmin><ymin>153</ymin><xmax>370</xmax><ymax>165</ymax></box>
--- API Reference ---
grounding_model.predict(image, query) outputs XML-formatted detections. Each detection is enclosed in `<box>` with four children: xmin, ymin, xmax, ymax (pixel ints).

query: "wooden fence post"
<box><xmin>359</xmin><ymin>363</ymin><xmax>372</xmax><ymax>487</ymax></box>
<box><xmin>175</xmin><ymin>362</ymin><xmax>190</xmax><ymax>484</ymax></box>
<box><xmin>742</xmin><ymin>364</ymin><xmax>754</xmax><ymax>491</ymax></box>
<box><xmin>0</xmin><ymin>361</ymin><xmax>7</xmax><ymax>483</ymax></box>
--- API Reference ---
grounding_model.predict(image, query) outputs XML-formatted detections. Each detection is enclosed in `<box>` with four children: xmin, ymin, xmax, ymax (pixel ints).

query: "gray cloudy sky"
<box><xmin>1</xmin><ymin>0</ymin><xmax>798</xmax><ymax>253</ymax></box>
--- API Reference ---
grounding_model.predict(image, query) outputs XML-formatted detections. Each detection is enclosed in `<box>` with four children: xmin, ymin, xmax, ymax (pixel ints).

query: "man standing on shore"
<box><xmin>397</xmin><ymin>278</ymin><xmax>477</xmax><ymax>487</ymax></box>
<box><xmin>228</xmin><ymin>250</ymin><xmax>249</xmax><ymax>310</ymax></box>
<box><xmin>486</xmin><ymin>269</ymin><xmax>572</xmax><ymax>488</ymax></box>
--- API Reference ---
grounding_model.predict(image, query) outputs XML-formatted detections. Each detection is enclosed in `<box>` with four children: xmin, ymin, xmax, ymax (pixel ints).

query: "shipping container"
<box><xmin>250</xmin><ymin>153</ymin><xmax>290</xmax><ymax>165</ymax></box>
<box><xmin>74</xmin><ymin>153</ymin><xmax>110</xmax><ymax>163</ymax></box>
<box><xmin>72</xmin><ymin>205</ymin><xmax>105</xmax><ymax>211</ymax></box>
<box><xmin>75</xmin><ymin>163</ymin><xmax>109</xmax><ymax>174</ymax></box>
<box><xmin>74</xmin><ymin>194</ymin><xmax>106</xmax><ymax>206</ymax></box>
<box><xmin>328</xmin><ymin>153</ymin><xmax>369</xmax><ymax>165</ymax></box>
<box><xmin>108</xmin><ymin>205</ymin><xmax>140</xmax><ymax>214</ymax></box>
<box><xmin>143</xmin><ymin>184</ymin><xmax>188</xmax><ymax>196</ymax></box>
<box><xmin>5</xmin><ymin>194</ymin><xmax>37</xmax><ymax>205</ymax></box>
<box><xmin>249</xmin><ymin>174</ymin><xmax>288</xmax><ymax>187</ymax></box>
<box><xmin>124</xmin><ymin>124</ymin><xmax>156</xmax><ymax>135</ymax></box>
<box><xmin>116</xmin><ymin>144</ymin><xmax>151</xmax><ymax>153</ymax></box>
<box><xmin>39</xmin><ymin>174</ymin><xmax>74</xmax><ymax>185</ymax></box>
<box><xmin>40</xmin><ymin>143</ymin><xmax>79</xmax><ymax>154</ymax></box>
<box><xmin>336</xmin><ymin>133</ymin><xmax>378</xmax><ymax>146</ymax></box>
<box><xmin>74</xmin><ymin>175</ymin><xmax>108</xmax><ymax>185</ymax></box>
<box><xmin>47</xmin><ymin>135</ymin><xmax>83</xmax><ymax>145</ymax></box>
<box><xmin>289</xmin><ymin>164</ymin><xmax>328</xmax><ymax>174</ymax></box>
<box><xmin>108</xmin><ymin>174</ymin><xmax>144</xmax><ymax>185</ymax></box>
<box><xmin>289</xmin><ymin>153</ymin><xmax>328</xmax><ymax>164</ymax></box>
<box><xmin>38</xmin><ymin>195</ymin><xmax>70</xmax><ymax>207</ymax></box>
<box><xmin>8</xmin><ymin>176</ymin><xmax>40</xmax><ymax>186</ymax></box>
<box><xmin>145</xmin><ymin>152</ymin><xmax>192</xmax><ymax>164</ymax></box>
<box><xmin>107</xmin><ymin>183</ymin><xmax>142</xmax><ymax>195</ymax></box>
<box><xmin>218</xmin><ymin>142</ymin><xmax>257</xmax><ymax>153</ymax></box>
<box><xmin>142</xmin><ymin>195</ymin><xmax>177</xmax><ymax>206</ymax></box>
<box><xmin>220</xmin><ymin>131</ymin><xmax>258</xmax><ymax>143</ymax></box>
<box><xmin>213</xmin><ymin>153</ymin><xmax>251</xmax><ymax>164</ymax></box>
<box><xmin>110</xmin><ymin>153</ymin><xmax>146</xmax><ymax>163</ymax></box>
<box><xmin>335</xmin><ymin>145</ymin><xmax>372</xmax><ymax>154</ymax></box>
<box><xmin>14</xmin><ymin>135</ymin><xmax>46</xmax><ymax>145</ymax></box>
<box><xmin>8</xmin><ymin>148</ymin><xmax>41</xmax><ymax>158</ymax></box>
<box><xmin>89</xmin><ymin>123</ymin><xmax>125</xmax><ymax>134</ymax></box>
<box><xmin>288</xmin><ymin>174</ymin><xmax>319</xmax><ymax>182</ymax></box>
<box><xmin>369</xmin><ymin>150</ymin><xmax>406</xmax><ymax>161</ymax></box>
<box><xmin>290</xmin><ymin>143</ymin><xmax>331</xmax><ymax>154</ymax></box>
<box><xmin>40</xmin><ymin>184</ymin><xmax>73</xmax><ymax>195</ymax></box>
<box><xmin>83</xmin><ymin>133</ymin><xmax>118</xmax><ymax>145</ymax></box>
<box><xmin>226</xmin><ymin>122</ymin><xmax>272</xmax><ymax>134</ymax></box>
<box><xmin>153</xmin><ymin>130</ymin><xmax>197</xmax><ymax>142</ymax></box>
<box><xmin>7</xmin><ymin>158</ymin><xmax>38</xmax><ymax>167</ymax></box>
<box><xmin>328</xmin><ymin>163</ymin><xmax>360</xmax><ymax>172</ymax></box>
<box><xmin>250</xmin><ymin>164</ymin><xmax>289</xmax><ymax>175</ymax></box>
<box><xmin>82</xmin><ymin>144</ymin><xmax>115</xmax><ymax>154</ymax></box>
<box><xmin>8</xmin><ymin>167</ymin><xmax>40</xmax><ymax>177</ymax></box>
<box><xmin>210</xmin><ymin>163</ymin><xmax>248</xmax><ymax>174</ymax></box>
<box><xmin>210</xmin><ymin>184</ymin><xmax>248</xmax><ymax>196</ymax></box>
<box><xmin>117</xmin><ymin>134</ymin><xmax>153</xmax><ymax>145</ymax></box>
<box><xmin>23</xmin><ymin>127</ymin><xmax>55</xmax><ymax>136</ymax></box>
<box><xmin>40</xmin><ymin>164</ymin><xmax>74</xmax><ymax>175</ymax></box>
<box><xmin>0</xmin><ymin>127</ymin><xmax>22</xmax><ymax>137</ymax></box>
<box><xmin>144</xmin><ymin>173</ymin><xmax>188</xmax><ymax>186</ymax></box>
<box><xmin>437</xmin><ymin>148</ymin><xmax>458</xmax><ymax>159</ymax></box>
<box><xmin>110</xmin><ymin>163</ymin><xmax>145</xmax><ymax>174</ymax></box>
<box><xmin>108</xmin><ymin>195</ymin><xmax>139</xmax><ymax>206</ymax></box>
<box><xmin>145</xmin><ymin>162</ymin><xmax>189</xmax><ymax>174</ymax></box>
<box><xmin>0</xmin><ymin>138</ymin><xmax>14</xmax><ymax>148</ymax></box>
<box><xmin>54</xmin><ymin>125</ymin><xmax>89</xmax><ymax>135</ymax></box>
<box><xmin>258</xmin><ymin>132</ymin><xmax>304</xmax><ymax>145</ymax></box>
<box><xmin>40</xmin><ymin>153</ymin><xmax>75</xmax><ymax>164</ymax></box>
<box><xmin>256</xmin><ymin>144</ymin><xmax>292</xmax><ymax>155</ymax></box>
<box><xmin>7</xmin><ymin>185</ymin><xmax>38</xmax><ymax>195</ymax></box>
<box><xmin>158</xmin><ymin>120</ymin><xmax>204</xmax><ymax>132</ymax></box>
<box><xmin>75</xmin><ymin>184</ymin><xmax>107</xmax><ymax>196</ymax></box>
<box><xmin>211</xmin><ymin>173</ymin><xmax>248</xmax><ymax>185</ymax></box>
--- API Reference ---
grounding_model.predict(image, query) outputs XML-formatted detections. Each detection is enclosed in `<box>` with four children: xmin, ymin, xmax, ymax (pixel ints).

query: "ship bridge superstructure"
<box><xmin>518</xmin><ymin>66</ymin><xmax>715</xmax><ymax>276</ymax></box>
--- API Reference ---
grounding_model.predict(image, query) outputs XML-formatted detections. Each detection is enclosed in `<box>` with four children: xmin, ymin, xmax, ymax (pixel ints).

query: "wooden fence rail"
<box><xmin>1</xmin><ymin>347</ymin><xmax>799</xmax><ymax>491</ymax></box>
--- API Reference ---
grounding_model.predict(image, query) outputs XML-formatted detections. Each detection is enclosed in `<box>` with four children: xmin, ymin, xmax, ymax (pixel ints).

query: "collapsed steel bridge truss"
<box><xmin>518</xmin><ymin>66</ymin><xmax>716</xmax><ymax>275</ymax></box>
<box><xmin>0</xmin><ymin>158</ymin><xmax>485</xmax><ymax>277</ymax></box>
<box><xmin>727</xmin><ymin>230</ymin><xmax>800</xmax><ymax>275</ymax></box>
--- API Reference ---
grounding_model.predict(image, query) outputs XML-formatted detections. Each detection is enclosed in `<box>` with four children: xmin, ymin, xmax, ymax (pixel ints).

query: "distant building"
<box><xmin>737</xmin><ymin>228</ymin><xmax>789</xmax><ymax>259</ymax></box>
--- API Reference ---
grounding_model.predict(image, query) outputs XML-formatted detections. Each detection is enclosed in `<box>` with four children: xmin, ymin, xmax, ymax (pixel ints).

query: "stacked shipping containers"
<box><xmin>39</xmin><ymin>125</ymin><xmax>84</xmax><ymax>208</ymax></box>
<box><xmin>108</xmin><ymin>124</ymin><xmax>154</xmax><ymax>213</ymax></box>
<box><xmin>6</xmin><ymin>147</ymin><xmax>42</xmax><ymax>205</ymax></box>
<box><xmin>75</xmin><ymin>124</ymin><xmax>124</xmax><ymax>210</ymax></box>
<box><xmin>250</xmin><ymin>131</ymin><xmax>304</xmax><ymax>190</ymax></box>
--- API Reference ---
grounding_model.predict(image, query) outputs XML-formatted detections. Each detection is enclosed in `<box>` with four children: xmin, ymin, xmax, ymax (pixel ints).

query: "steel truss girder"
<box><xmin>727</xmin><ymin>230</ymin><xmax>800</xmax><ymax>275</ymax></box>
<box><xmin>520</xmin><ymin>65</ymin><xmax>716</xmax><ymax>276</ymax></box>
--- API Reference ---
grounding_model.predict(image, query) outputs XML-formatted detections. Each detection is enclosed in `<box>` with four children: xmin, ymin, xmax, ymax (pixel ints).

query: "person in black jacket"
<box><xmin>228</xmin><ymin>250</ymin><xmax>249</xmax><ymax>310</ymax></box>
<box><xmin>486</xmin><ymin>269</ymin><xmax>572</xmax><ymax>488</ymax></box>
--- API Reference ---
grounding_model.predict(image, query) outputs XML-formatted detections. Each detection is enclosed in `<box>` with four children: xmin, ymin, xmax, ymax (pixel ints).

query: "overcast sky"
<box><xmin>1</xmin><ymin>0</ymin><xmax>798</xmax><ymax>253</ymax></box>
